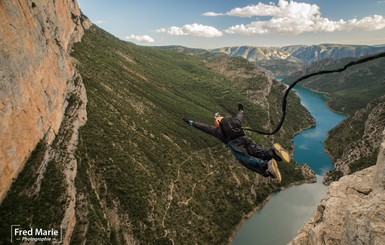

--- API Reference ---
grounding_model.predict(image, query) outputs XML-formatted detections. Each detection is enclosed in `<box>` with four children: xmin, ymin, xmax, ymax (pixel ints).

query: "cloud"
<box><xmin>204</xmin><ymin>0</ymin><xmax>385</xmax><ymax>35</ymax></box>
<box><xmin>343</xmin><ymin>15</ymin><xmax>385</xmax><ymax>31</ymax></box>
<box><xmin>202</xmin><ymin>12</ymin><xmax>223</xmax><ymax>17</ymax></box>
<box><xmin>125</xmin><ymin>35</ymin><xmax>155</xmax><ymax>43</ymax></box>
<box><xmin>226</xmin><ymin>0</ymin><xmax>320</xmax><ymax>18</ymax></box>
<box><xmin>156</xmin><ymin>23</ymin><xmax>223</xmax><ymax>37</ymax></box>
<box><xmin>93</xmin><ymin>20</ymin><xmax>106</xmax><ymax>24</ymax></box>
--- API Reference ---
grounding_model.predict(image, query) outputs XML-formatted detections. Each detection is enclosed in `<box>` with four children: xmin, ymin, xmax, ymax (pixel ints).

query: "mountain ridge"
<box><xmin>211</xmin><ymin>44</ymin><xmax>385</xmax><ymax>77</ymax></box>
<box><xmin>211</xmin><ymin>43</ymin><xmax>385</xmax><ymax>63</ymax></box>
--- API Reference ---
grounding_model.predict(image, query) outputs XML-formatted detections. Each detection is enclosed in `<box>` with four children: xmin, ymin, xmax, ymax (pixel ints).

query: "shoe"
<box><xmin>273</xmin><ymin>143</ymin><xmax>291</xmax><ymax>163</ymax></box>
<box><xmin>267</xmin><ymin>159</ymin><xmax>282</xmax><ymax>183</ymax></box>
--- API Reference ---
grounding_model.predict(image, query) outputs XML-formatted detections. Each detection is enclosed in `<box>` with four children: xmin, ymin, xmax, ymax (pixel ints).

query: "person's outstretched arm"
<box><xmin>182</xmin><ymin>116</ymin><xmax>220</xmax><ymax>138</ymax></box>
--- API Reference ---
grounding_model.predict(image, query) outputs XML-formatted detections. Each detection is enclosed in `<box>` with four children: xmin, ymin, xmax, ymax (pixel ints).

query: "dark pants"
<box><xmin>228</xmin><ymin>146</ymin><xmax>270</xmax><ymax>177</ymax></box>
<box><xmin>246</xmin><ymin>141</ymin><xmax>275</xmax><ymax>160</ymax></box>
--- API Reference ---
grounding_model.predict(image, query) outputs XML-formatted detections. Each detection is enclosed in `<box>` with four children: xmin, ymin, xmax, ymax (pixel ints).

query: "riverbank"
<box><xmin>228</xmin><ymin>192</ymin><xmax>273</xmax><ymax>245</ymax></box>
<box><xmin>291</xmin><ymin>82</ymin><xmax>350</xmax><ymax>117</ymax></box>
<box><xmin>229</xmin><ymin>163</ymin><xmax>317</xmax><ymax>244</ymax></box>
<box><xmin>231</xmin><ymin>176</ymin><xmax>326</xmax><ymax>245</ymax></box>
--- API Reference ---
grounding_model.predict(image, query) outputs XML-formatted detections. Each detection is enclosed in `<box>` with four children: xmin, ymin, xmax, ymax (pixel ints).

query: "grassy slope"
<box><xmin>0</xmin><ymin>25</ymin><xmax>313</xmax><ymax>245</ymax></box>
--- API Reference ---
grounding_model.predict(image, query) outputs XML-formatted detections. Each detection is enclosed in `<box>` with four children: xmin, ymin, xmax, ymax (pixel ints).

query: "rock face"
<box><xmin>324</xmin><ymin>96</ymin><xmax>385</xmax><ymax>185</ymax></box>
<box><xmin>290</xmin><ymin>130</ymin><xmax>385</xmax><ymax>245</ymax></box>
<box><xmin>0</xmin><ymin>0</ymin><xmax>91</xmax><ymax>202</ymax></box>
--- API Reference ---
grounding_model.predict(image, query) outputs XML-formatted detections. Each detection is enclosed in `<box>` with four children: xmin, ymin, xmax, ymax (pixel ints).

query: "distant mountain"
<box><xmin>158</xmin><ymin>45</ymin><xmax>209</xmax><ymax>56</ymax></box>
<box><xmin>211</xmin><ymin>44</ymin><xmax>385</xmax><ymax>77</ymax></box>
<box><xmin>288</xmin><ymin>44</ymin><xmax>385</xmax><ymax>64</ymax></box>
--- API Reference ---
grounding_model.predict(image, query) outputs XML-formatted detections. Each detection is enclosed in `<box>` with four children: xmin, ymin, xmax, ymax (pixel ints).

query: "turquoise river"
<box><xmin>233</xmin><ymin>84</ymin><xmax>347</xmax><ymax>245</ymax></box>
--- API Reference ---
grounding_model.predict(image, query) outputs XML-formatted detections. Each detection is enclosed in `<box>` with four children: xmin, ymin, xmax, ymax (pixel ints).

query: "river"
<box><xmin>232</xmin><ymin>84</ymin><xmax>347</xmax><ymax>245</ymax></box>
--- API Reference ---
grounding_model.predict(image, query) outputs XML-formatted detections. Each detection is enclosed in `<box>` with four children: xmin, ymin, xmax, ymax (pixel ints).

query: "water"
<box><xmin>292</xmin><ymin>85</ymin><xmax>347</xmax><ymax>175</ymax></box>
<box><xmin>232</xmin><ymin>85</ymin><xmax>347</xmax><ymax>245</ymax></box>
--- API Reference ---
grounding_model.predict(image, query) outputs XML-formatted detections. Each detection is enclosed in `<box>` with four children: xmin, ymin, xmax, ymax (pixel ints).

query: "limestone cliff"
<box><xmin>0</xmin><ymin>0</ymin><xmax>91</xmax><ymax>202</ymax></box>
<box><xmin>290</xmin><ymin>130</ymin><xmax>385</xmax><ymax>245</ymax></box>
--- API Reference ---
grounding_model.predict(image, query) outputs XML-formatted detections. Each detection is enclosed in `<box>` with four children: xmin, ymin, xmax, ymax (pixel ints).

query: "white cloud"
<box><xmin>344</xmin><ymin>15</ymin><xmax>385</xmax><ymax>31</ymax></box>
<box><xmin>94</xmin><ymin>20</ymin><xmax>106</xmax><ymax>24</ymax></box>
<box><xmin>156</xmin><ymin>23</ymin><xmax>223</xmax><ymax>37</ymax></box>
<box><xmin>205</xmin><ymin>0</ymin><xmax>385</xmax><ymax>35</ymax></box>
<box><xmin>202</xmin><ymin>12</ymin><xmax>223</xmax><ymax>17</ymax></box>
<box><xmin>227</xmin><ymin>3</ymin><xmax>279</xmax><ymax>18</ymax></box>
<box><xmin>125</xmin><ymin>35</ymin><xmax>155</xmax><ymax>43</ymax></box>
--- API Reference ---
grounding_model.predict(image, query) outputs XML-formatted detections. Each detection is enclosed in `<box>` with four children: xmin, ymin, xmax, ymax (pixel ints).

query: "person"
<box><xmin>182</xmin><ymin>104</ymin><xmax>290</xmax><ymax>182</ymax></box>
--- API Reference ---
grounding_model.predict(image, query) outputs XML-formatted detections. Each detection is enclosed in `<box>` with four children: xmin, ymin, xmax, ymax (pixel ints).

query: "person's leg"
<box><xmin>229</xmin><ymin>147</ymin><xmax>269</xmax><ymax>176</ymax></box>
<box><xmin>247</xmin><ymin>140</ymin><xmax>291</xmax><ymax>163</ymax></box>
<box><xmin>247</xmin><ymin>141</ymin><xmax>274</xmax><ymax>160</ymax></box>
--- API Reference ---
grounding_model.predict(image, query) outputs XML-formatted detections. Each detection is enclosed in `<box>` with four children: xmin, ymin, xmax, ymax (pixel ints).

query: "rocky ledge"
<box><xmin>290</xmin><ymin>131</ymin><xmax>385</xmax><ymax>244</ymax></box>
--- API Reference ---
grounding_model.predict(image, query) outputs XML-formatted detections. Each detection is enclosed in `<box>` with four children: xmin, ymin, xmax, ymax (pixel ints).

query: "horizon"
<box><xmin>153</xmin><ymin>42</ymin><xmax>385</xmax><ymax>51</ymax></box>
<box><xmin>78</xmin><ymin>0</ymin><xmax>385</xmax><ymax>49</ymax></box>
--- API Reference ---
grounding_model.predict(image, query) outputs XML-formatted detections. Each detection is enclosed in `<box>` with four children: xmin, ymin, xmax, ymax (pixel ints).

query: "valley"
<box><xmin>1</xmin><ymin>1</ymin><xmax>385</xmax><ymax>243</ymax></box>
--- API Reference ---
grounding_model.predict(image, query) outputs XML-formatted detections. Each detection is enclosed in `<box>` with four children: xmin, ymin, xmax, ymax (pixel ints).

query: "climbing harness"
<box><xmin>243</xmin><ymin>52</ymin><xmax>385</xmax><ymax>135</ymax></box>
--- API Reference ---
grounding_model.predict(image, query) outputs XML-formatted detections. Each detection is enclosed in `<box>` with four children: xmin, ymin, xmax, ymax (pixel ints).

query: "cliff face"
<box><xmin>323</xmin><ymin>96</ymin><xmax>385</xmax><ymax>185</ymax></box>
<box><xmin>290</xmin><ymin>131</ymin><xmax>385</xmax><ymax>245</ymax></box>
<box><xmin>0</xmin><ymin>0</ymin><xmax>91</xmax><ymax>201</ymax></box>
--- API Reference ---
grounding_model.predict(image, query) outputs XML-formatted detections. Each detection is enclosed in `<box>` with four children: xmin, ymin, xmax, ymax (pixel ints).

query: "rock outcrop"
<box><xmin>0</xmin><ymin>0</ymin><xmax>91</xmax><ymax>202</ymax></box>
<box><xmin>290</xmin><ymin>130</ymin><xmax>385</xmax><ymax>245</ymax></box>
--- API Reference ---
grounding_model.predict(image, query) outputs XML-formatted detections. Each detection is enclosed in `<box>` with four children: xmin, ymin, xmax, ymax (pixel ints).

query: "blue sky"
<box><xmin>78</xmin><ymin>0</ymin><xmax>385</xmax><ymax>49</ymax></box>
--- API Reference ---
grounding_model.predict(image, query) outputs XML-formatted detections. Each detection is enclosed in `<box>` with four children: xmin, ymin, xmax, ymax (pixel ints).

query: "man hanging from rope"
<box><xmin>182</xmin><ymin>103</ymin><xmax>290</xmax><ymax>182</ymax></box>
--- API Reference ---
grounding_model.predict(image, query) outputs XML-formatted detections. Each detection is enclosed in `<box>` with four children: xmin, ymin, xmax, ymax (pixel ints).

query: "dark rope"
<box><xmin>243</xmin><ymin>51</ymin><xmax>385</xmax><ymax>135</ymax></box>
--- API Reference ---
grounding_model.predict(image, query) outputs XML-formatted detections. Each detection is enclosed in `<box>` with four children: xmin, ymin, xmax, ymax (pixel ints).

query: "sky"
<box><xmin>77</xmin><ymin>0</ymin><xmax>385</xmax><ymax>49</ymax></box>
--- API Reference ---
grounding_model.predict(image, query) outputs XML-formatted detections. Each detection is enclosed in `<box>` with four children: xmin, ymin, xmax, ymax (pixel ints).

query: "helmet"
<box><xmin>214</xmin><ymin>112</ymin><xmax>223</xmax><ymax>127</ymax></box>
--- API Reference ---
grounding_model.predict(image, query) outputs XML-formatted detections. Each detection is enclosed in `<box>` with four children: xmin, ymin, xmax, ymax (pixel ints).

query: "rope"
<box><xmin>243</xmin><ymin>51</ymin><xmax>385</xmax><ymax>135</ymax></box>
